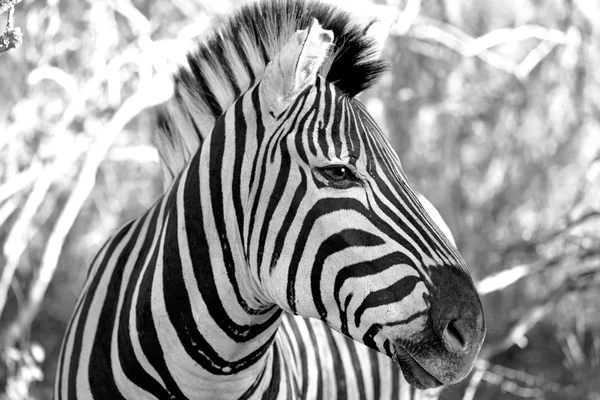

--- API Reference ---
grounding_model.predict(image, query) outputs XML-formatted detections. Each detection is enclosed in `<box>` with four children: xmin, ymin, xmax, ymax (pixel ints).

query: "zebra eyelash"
<box><xmin>314</xmin><ymin>164</ymin><xmax>362</xmax><ymax>189</ymax></box>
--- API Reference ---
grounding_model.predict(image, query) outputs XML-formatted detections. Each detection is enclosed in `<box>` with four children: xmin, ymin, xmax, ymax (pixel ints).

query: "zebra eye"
<box><xmin>319</xmin><ymin>165</ymin><xmax>357</xmax><ymax>185</ymax></box>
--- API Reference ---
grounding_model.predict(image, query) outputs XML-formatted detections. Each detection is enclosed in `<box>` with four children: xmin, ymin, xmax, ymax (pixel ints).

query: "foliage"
<box><xmin>0</xmin><ymin>0</ymin><xmax>599</xmax><ymax>399</ymax></box>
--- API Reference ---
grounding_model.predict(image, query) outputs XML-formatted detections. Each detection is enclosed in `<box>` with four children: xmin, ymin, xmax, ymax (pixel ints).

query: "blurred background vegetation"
<box><xmin>0</xmin><ymin>0</ymin><xmax>599</xmax><ymax>399</ymax></box>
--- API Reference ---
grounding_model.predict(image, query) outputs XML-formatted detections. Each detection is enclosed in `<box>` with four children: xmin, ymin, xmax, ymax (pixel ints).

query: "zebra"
<box><xmin>55</xmin><ymin>0</ymin><xmax>485</xmax><ymax>399</ymax></box>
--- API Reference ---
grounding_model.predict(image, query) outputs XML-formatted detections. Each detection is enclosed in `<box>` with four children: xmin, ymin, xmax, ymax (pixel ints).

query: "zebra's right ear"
<box><xmin>261</xmin><ymin>18</ymin><xmax>333</xmax><ymax>118</ymax></box>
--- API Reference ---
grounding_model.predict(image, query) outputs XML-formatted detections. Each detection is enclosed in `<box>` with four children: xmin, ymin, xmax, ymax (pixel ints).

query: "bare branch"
<box><xmin>27</xmin><ymin>66</ymin><xmax>79</xmax><ymax>98</ymax></box>
<box><xmin>477</xmin><ymin>263</ymin><xmax>541</xmax><ymax>295</ymax></box>
<box><xmin>0</xmin><ymin>4</ymin><xmax>22</xmax><ymax>54</ymax></box>
<box><xmin>480</xmin><ymin>363</ymin><xmax>564</xmax><ymax>396</ymax></box>
<box><xmin>515</xmin><ymin>40</ymin><xmax>558</xmax><ymax>79</ymax></box>
<box><xmin>406</xmin><ymin>22</ymin><xmax>519</xmax><ymax>74</ymax></box>
<box><xmin>481</xmin><ymin>303</ymin><xmax>552</xmax><ymax>360</ymax></box>
<box><xmin>462</xmin><ymin>24</ymin><xmax>572</xmax><ymax>55</ymax></box>
<box><xmin>0</xmin><ymin>161</ymin><xmax>70</xmax><ymax>320</ymax></box>
<box><xmin>0</xmin><ymin>197</ymin><xmax>19</xmax><ymax>229</ymax></box>
<box><xmin>112</xmin><ymin>0</ymin><xmax>151</xmax><ymax>37</ymax></box>
<box><xmin>462</xmin><ymin>360</ymin><xmax>489</xmax><ymax>400</ymax></box>
<box><xmin>0</xmin><ymin>163</ymin><xmax>43</xmax><ymax>203</ymax></box>
<box><xmin>394</xmin><ymin>0</ymin><xmax>421</xmax><ymax>36</ymax></box>
<box><xmin>481</xmin><ymin>267</ymin><xmax>600</xmax><ymax>361</ymax></box>
<box><xmin>565</xmin><ymin>154</ymin><xmax>600</xmax><ymax>218</ymax></box>
<box><xmin>0</xmin><ymin>0</ymin><xmax>21</xmax><ymax>15</ymax></box>
<box><xmin>0</xmin><ymin>74</ymin><xmax>172</xmax><ymax>349</ymax></box>
<box><xmin>402</xmin><ymin>17</ymin><xmax>578</xmax><ymax>79</ymax></box>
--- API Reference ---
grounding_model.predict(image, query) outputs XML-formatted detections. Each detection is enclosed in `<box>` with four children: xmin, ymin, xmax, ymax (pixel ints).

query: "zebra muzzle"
<box><xmin>394</xmin><ymin>347</ymin><xmax>443</xmax><ymax>390</ymax></box>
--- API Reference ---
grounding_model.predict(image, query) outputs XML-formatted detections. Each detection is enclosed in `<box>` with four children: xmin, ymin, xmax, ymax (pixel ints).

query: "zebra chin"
<box><xmin>393</xmin><ymin>347</ymin><xmax>443</xmax><ymax>390</ymax></box>
<box><xmin>391</xmin><ymin>339</ymin><xmax>480</xmax><ymax>390</ymax></box>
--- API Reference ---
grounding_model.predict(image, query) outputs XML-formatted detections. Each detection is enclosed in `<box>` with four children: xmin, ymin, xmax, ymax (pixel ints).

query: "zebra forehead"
<box><xmin>291</xmin><ymin>85</ymin><xmax>397</xmax><ymax>163</ymax></box>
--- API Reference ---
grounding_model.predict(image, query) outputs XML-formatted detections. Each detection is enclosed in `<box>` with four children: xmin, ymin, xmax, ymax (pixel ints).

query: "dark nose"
<box><xmin>430</xmin><ymin>266</ymin><xmax>485</xmax><ymax>356</ymax></box>
<box><xmin>443</xmin><ymin>318</ymin><xmax>469</xmax><ymax>352</ymax></box>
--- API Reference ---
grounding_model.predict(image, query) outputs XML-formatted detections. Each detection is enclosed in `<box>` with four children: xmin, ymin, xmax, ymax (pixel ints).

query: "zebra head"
<box><xmin>250</xmin><ymin>19</ymin><xmax>485</xmax><ymax>389</ymax></box>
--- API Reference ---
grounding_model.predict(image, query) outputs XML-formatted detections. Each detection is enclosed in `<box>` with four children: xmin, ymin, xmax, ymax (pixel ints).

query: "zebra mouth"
<box><xmin>394</xmin><ymin>347</ymin><xmax>443</xmax><ymax>390</ymax></box>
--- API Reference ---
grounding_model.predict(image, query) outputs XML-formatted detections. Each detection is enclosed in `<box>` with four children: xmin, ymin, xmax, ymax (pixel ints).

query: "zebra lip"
<box><xmin>394</xmin><ymin>347</ymin><xmax>443</xmax><ymax>390</ymax></box>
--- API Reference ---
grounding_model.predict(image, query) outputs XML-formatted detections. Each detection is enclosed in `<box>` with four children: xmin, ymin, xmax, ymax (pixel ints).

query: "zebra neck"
<box><xmin>139</xmin><ymin>130</ymin><xmax>287</xmax><ymax>396</ymax></box>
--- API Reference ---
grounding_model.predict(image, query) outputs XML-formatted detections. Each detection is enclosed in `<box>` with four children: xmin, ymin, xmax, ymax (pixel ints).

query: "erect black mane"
<box><xmin>155</xmin><ymin>0</ymin><xmax>387</xmax><ymax>185</ymax></box>
<box><xmin>180</xmin><ymin>0</ymin><xmax>387</xmax><ymax>104</ymax></box>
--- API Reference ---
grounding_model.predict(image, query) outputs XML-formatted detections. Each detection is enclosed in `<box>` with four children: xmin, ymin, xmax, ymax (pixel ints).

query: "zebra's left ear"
<box><xmin>261</xmin><ymin>18</ymin><xmax>333</xmax><ymax>117</ymax></box>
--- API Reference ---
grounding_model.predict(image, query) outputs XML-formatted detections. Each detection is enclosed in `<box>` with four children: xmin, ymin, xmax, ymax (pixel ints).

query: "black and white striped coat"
<box><xmin>56</xmin><ymin>1</ymin><xmax>485</xmax><ymax>398</ymax></box>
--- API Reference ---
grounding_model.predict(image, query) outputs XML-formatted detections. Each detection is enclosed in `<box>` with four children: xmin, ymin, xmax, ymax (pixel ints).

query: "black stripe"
<box><xmin>334</xmin><ymin>252</ymin><xmax>413</xmax><ymax>335</ymax></box>
<box><xmin>324</xmin><ymin>327</ymin><xmax>347</xmax><ymax>400</ymax></box>
<box><xmin>311</xmin><ymin>229</ymin><xmax>385</xmax><ymax>321</ymax></box>
<box><xmin>344</xmin><ymin>335</ymin><xmax>367</xmax><ymax>400</ymax></box>
<box><xmin>117</xmin><ymin>206</ymin><xmax>173</xmax><ymax>397</ymax></box>
<box><xmin>232</xmin><ymin>97</ymin><xmax>248</xmax><ymax>258</ymax></box>
<box><xmin>261</xmin><ymin>345</ymin><xmax>282</xmax><ymax>399</ymax></box>
<box><xmin>256</xmin><ymin>138</ymin><xmax>291</xmax><ymax>277</ymax></box>
<box><xmin>368</xmin><ymin>348</ymin><xmax>381</xmax><ymax>400</ymax></box>
<box><xmin>238</xmin><ymin>359</ymin><xmax>269</xmax><ymax>399</ymax></box>
<box><xmin>66</xmin><ymin>221</ymin><xmax>134</xmax><ymax>399</ymax></box>
<box><xmin>353</xmin><ymin>276</ymin><xmax>420</xmax><ymax>328</ymax></box>
<box><xmin>286</xmin><ymin>198</ymin><xmax>370</xmax><ymax>313</ymax></box>
<box><xmin>208</xmin><ymin>115</ymin><xmax>272</xmax><ymax>315</ymax></box>
<box><xmin>285</xmin><ymin>316</ymin><xmax>309</xmax><ymax>397</ymax></box>
<box><xmin>269</xmin><ymin>168</ymin><xmax>307</xmax><ymax>273</ymax></box>
<box><xmin>89</xmin><ymin>218</ymin><xmax>146</xmax><ymax>399</ymax></box>
<box><xmin>306</xmin><ymin>79</ymin><xmax>322</xmax><ymax>157</ymax></box>
<box><xmin>305</xmin><ymin>320</ymin><xmax>324</xmax><ymax>400</ymax></box>
<box><xmin>247</xmin><ymin>88</ymin><xmax>310</xmax><ymax>255</ymax></box>
<box><xmin>134</xmin><ymin>182</ymin><xmax>189</xmax><ymax>397</ymax></box>
<box><xmin>248</xmin><ymin>86</ymin><xmax>265</xmax><ymax>191</ymax></box>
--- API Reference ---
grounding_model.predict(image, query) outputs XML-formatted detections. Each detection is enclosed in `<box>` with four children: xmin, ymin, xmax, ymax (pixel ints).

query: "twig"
<box><xmin>459</xmin><ymin>24</ymin><xmax>572</xmax><ymax>55</ymax></box>
<box><xmin>480</xmin><ymin>267</ymin><xmax>600</xmax><ymax>361</ymax></box>
<box><xmin>481</xmin><ymin>363</ymin><xmax>564</xmax><ymax>396</ymax></box>
<box><xmin>481</xmin><ymin>303</ymin><xmax>552</xmax><ymax>360</ymax></box>
<box><xmin>0</xmin><ymin>196</ymin><xmax>19</xmax><ymax>229</ymax></box>
<box><xmin>0</xmin><ymin>74</ymin><xmax>172</xmax><ymax>349</ymax></box>
<box><xmin>407</xmin><ymin>22</ymin><xmax>519</xmax><ymax>74</ymax></box>
<box><xmin>515</xmin><ymin>40</ymin><xmax>558</xmax><ymax>79</ymax></box>
<box><xmin>0</xmin><ymin>162</ymin><xmax>43</xmax><ymax>203</ymax></box>
<box><xmin>565</xmin><ymin>153</ymin><xmax>600</xmax><ymax>218</ymax></box>
<box><xmin>0</xmin><ymin>3</ymin><xmax>22</xmax><ymax>54</ymax></box>
<box><xmin>394</xmin><ymin>0</ymin><xmax>421</xmax><ymax>36</ymax></box>
<box><xmin>500</xmin><ymin>209</ymin><xmax>599</xmax><ymax>258</ymax></box>
<box><xmin>477</xmin><ymin>262</ymin><xmax>541</xmax><ymax>295</ymax></box>
<box><xmin>462</xmin><ymin>360</ymin><xmax>489</xmax><ymax>400</ymax></box>
<box><xmin>112</xmin><ymin>0</ymin><xmax>151</xmax><ymax>37</ymax></box>
<box><xmin>0</xmin><ymin>0</ymin><xmax>20</xmax><ymax>15</ymax></box>
<box><xmin>0</xmin><ymin>162</ymin><xmax>64</xmax><ymax>319</ymax></box>
<box><xmin>27</xmin><ymin>66</ymin><xmax>79</xmax><ymax>98</ymax></box>
<box><xmin>403</xmin><ymin>17</ymin><xmax>577</xmax><ymax>79</ymax></box>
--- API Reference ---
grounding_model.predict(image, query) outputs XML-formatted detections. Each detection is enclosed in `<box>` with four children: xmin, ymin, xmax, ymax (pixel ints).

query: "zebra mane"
<box><xmin>155</xmin><ymin>0</ymin><xmax>387</xmax><ymax>186</ymax></box>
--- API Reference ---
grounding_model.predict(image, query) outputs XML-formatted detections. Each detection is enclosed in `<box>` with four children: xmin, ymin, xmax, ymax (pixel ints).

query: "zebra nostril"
<box><xmin>443</xmin><ymin>319</ymin><xmax>468</xmax><ymax>352</ymax></box>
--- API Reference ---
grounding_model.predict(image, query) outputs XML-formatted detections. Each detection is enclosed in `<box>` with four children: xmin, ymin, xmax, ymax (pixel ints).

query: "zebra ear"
<box><xmin>261</xmin><ymin>18</ymin><xmax>333</xmax><ymax>117</ymax></box>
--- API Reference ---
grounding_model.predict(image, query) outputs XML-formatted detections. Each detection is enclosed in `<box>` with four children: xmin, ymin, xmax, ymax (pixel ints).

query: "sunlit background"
<box><xmin>1</xmin><ymin>0</ymin><xmax>599</xmax><ymax>398</ymax></box>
